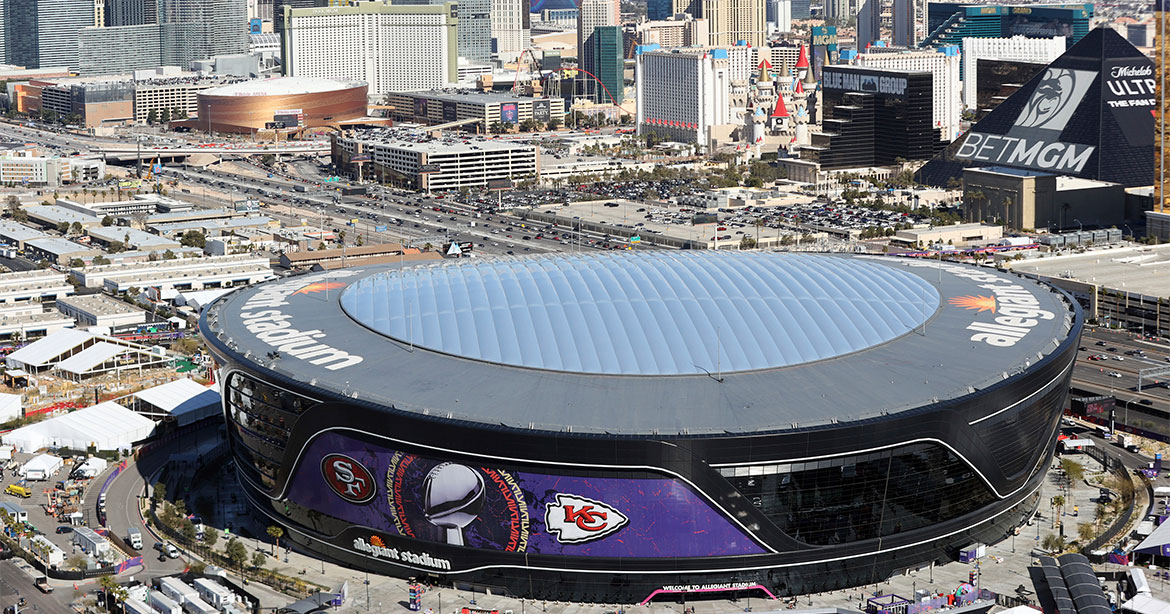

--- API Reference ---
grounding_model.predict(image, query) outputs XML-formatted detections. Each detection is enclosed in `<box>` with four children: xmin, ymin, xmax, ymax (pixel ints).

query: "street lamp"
<box><xmin>1074</xmin><ymin>218</ymin><xmax>1083</xmax><ymax>234</ymax></box>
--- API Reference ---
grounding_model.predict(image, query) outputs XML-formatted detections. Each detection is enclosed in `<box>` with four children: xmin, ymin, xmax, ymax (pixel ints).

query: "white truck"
<box><xmin>127</xmin><ymin>527</ymin><xmax>143</xmax><ymax>550</ymax></box>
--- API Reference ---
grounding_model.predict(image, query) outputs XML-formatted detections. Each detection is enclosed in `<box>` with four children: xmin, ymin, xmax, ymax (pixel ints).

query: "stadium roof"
<box><xmin>341</xmin><ymin>253</ymin><xmax>939</xmax><ymax>375</ymax></box>
<box><xmin>205</xmin><ymin>252</ymin><xmax>1077</xmax><ymax>435</ymax></box>
<box><xmin>202</xmin><ymin>77</ymin><xmax>362</xmax><ymax>97</ymax></box>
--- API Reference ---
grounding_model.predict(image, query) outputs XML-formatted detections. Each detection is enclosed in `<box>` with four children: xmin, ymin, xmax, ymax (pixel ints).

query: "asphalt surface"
<box><xmin>0</xmin><ymin>560</ymin><xmax>70</xmax><ymax>614</ymax></box>
<box><xmin>1070</xmin><ymin>328</ymin><xmax>1170</xmax><ymax>413</ymax></box>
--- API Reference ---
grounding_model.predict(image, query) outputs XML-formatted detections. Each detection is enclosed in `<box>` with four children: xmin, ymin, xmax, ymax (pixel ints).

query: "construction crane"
<box><xmin>143</xmin><ymin>155</ymin><xmax>160</xmax><ymax>181</ymax></box>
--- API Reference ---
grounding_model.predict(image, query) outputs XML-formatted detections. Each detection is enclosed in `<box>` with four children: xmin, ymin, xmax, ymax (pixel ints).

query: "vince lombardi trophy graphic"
<box><xmin>423</xmin><ymin>462</ymin><xmax>485</xmax><ymax>546</ymax></box>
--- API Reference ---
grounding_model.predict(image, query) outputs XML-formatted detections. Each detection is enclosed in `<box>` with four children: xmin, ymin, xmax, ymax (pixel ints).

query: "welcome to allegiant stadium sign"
<box><xmin>955</xmin><ymin>67</ymin><xmax>1097</xmax><ymax>173</ymax></box>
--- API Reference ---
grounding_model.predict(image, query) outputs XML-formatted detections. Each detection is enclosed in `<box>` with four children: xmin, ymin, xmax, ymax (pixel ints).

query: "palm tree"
<box><xmin>267</xmin><ymin>525</ymin><xmax>284</xmax><ymax>555</ymax></box>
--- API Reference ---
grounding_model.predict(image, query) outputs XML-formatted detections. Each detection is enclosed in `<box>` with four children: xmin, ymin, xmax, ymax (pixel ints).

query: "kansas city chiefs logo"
<box><xmin>545</xmin><ymin>493</ymin><xmax>628</xmax><ymax>544</ymax></box>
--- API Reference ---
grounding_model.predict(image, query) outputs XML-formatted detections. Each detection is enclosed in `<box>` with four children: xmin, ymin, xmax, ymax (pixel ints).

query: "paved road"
<box><xmin>0</xmin><ymin>560</ymin><xmax>70</xmax><ymax>614</ymax></box>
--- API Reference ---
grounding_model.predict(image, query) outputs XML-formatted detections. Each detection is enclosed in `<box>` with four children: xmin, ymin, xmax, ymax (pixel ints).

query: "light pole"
<box><xmin>1074</xmin><ymin>218</ymin><xmax>1083</xmax><ymax>234</ymax></box>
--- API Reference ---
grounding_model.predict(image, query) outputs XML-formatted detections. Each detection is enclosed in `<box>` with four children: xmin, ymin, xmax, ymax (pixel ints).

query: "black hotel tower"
<box><xmin>804</xmin><ymin>65</ymin><xmax>944</xmax><ymax>169</ymax></box>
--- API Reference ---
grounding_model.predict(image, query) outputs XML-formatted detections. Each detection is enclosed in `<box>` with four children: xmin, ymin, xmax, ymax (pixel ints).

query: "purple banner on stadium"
<box><xmin>286</xmin><ymin>431</ymin><xmax>765</xmax><ymax>557</ymax></box>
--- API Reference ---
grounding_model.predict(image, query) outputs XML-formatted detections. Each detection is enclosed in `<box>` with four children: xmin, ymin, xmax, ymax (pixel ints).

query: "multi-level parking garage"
<box><xmin>202</xmin><ymin>251</ymin><xmax>1081</xmax><ymax>602</ymax></box>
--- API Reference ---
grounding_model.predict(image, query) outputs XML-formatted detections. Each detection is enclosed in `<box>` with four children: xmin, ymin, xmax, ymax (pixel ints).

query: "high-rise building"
<box><xmin>1151</xmin><ymin>0</ymin><xmax>1168</xmax><ymax>240</ymax></box>
<box><xmin>702</xmin><ymin>0</ymin><xmax>766</xmax><ymax>47</ymax></box>
<box><xmin>648</xmin><ymin>0</ymin><xmax>672</xmax><ymax>20</ymax></box>
<box><xmin>922</xmin><ymin>3</ymin><xmax>1091</xmax><ymax>50</ymax></box>
<box><xmin>766</xmin><ymin>0</ymin><xmax>791</xmax><ymax>33</ymax></box>
<box><xmin>636</xmin><ymin>15</ymin><xmax>710</xmax><ymax>48</ymax></box>
<box><xmin>578</xmin><ymin>0</ymin><xmax>618</xmax><ymax>97</ymax></box>
<box><xmin>636</xmin><ymin>45</ymin><xmax>731</xmax><ymax>146</ymax></box>
<box><xmin>806</xmin><ymin>65</ymin><xmax>942</xmax><ymax>168</ymax></box>
<box><xmin>790</xmin><ymin>0</ymin><xmax>809</xmax><ymax>19</ymax></box>
<box><xmin>77</xmin><ymin>0</ymin><xmax>246</xmax><ymax>74</ymax></box>
<box><xmin>397</xmin><ymin>0</ymin><xmax>491</xmax><ymax>62</ymax></box>
<box><xmin>959</xmin><ymin>35</ymin><xmax>1064</xmax><ymax>107</ymax></box>
<box><xmin>4</xmin><ymin>0</ymin><xmax>94</xmax><ymax>70</ymax></box>
<box><xmin>591</xmin><ymin>25</ymin><xmax>624</xmax><ymax>103</ymax></box>
<box><xmin>283</xmin><ymin>0</ymin><xmax>458</xmax><ymax>95</ymax></box>
<box><xmin>491</xmin><ymin>0</ymin><xmax>529</xmax><ymax>59</ymax></box>
<box><xmin>854</xmin><ymin>46</ymin><xmax>961</xmax><ymax>141</ymax></box>
<box><xmin>272</xmin><ymin>0</ymin><xmax>325</xmax><ymax>39</ymax></box>
<box><xmin>856</xmin><ymin>0</ymin><xmax>881</xmax><ymax>47</ymax></box>
<box><xmin>822</xmin><ymin>0</ymin><xmax>854</xmax><ymax>27</ymax></box>
<box><xmin>104</xmin><ymin>0</ymin><xmax>152</xmax><ymax>26</ymax></box>
<box><xmin>892</xmin><ymin>0</ymin><xmax>914</xmax><ymax>47</ymax></box>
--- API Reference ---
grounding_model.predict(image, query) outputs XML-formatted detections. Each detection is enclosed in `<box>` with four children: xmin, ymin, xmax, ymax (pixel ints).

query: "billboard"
<box><xmin>286</xmin><ymin>431</ymin><xmax>766</xmax><ymax>560</ymax></box>
<box><xmin>414</xmin><ymin>98</ymin><xmax>427</xmax><ymax>119</ymax></box>
<box><xmin>273</xmin><ymin>109</ymin><xmax>303</xmax><ymax>127</ymax></box>
<box><xmin>810</xmin><ymin>26</ymin><xmax>838</xmax><ymax>81</ymax></box>
<box><xmin>442</xmin><ymin>101</ymin><xmax>458</xmax><ymax>123</ymax></box>
<box><xmin>917</xmin><ymin>27</ymin><xmax>1155</xmax><ymax>188</ymax></box>
<box><xmin>500</xmin><ymin>103</ymin><xmax>518</xmax><ymax>124</ymax></box>
<box><xmin>532</xmin><ymin>99</ymin><xmax>551</xmax><ymax>123</ymax></box>
<box><xmin>821</xmin><ymin>67</ymin><xmax>908</xmax><ymax>99</ymax></box>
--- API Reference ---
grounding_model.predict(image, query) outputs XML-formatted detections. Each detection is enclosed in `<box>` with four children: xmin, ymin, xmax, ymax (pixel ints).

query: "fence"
<box><xmin>873</xmin><ymin>589</ymin><xmax>999</xmax><ymax>614</ymax></box>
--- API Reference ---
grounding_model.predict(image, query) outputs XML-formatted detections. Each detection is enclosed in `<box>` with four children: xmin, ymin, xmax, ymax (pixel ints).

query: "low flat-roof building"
<box><xmin>0</xmin><ymin>304</ymin><xmax>74</xmax><ymax>339</ymax></box>
<box><xmin>24</xmin><ymin>237</ymin><xmax>101</xmax><ymax>265</ymax></box>
<box><xmin>56</xmin><ymin>294</ymin><xmax>147</xmax><ymax>329</ymax></box>
<box><xmin>1007</xmin><ymin>243</ymin><xmax>1170</xmax><ymax>334</ymax></box>
<box><xmin>149</xmin><ymin>216</ymin><xmax>275</xmax><ymax>238</ymax></box>
<box><xmin>145</xmin><ymin>208</ymin><xmax>237</xmax><ymax>225</ymax></box>
<box><xmin>331</xmin><ymin>129</ymin><xmax>539</xmax><ymax>191</ymax></box>
<box><xmin>98</xmin><ymin>255</ymin><xmax>274</xmax><ymax>293</ymax></box>
<box><xmin>963</xmin><ymin>166</ymin><xmax>1129</xmax><ymax>232</ymax></box>
<box><xmin>892</xmin><ymin>222</ymin><xmax>1004</xmax><ymax>248</ymax></box>
<box><xmin>309</xmin><ymin>250</ymin><xmax>441</xmax><ymax>270</ymax></box>
<box><xmin>86</xmin><ymin>226</ymin><xmax>181</xmax><ymax>251</ymax></box>
<box><xmin>0</xmin><ymin>220</ymin><xmax>46</xmax><ymax>250</ymax></box>
<box><xmin>59</xmin><ymin>194</ymin><xmax>191</xmax><ymax>218</ymax></box>
<box><xmin>25</xmin><ymin>205</ymin><xmax>102</xmax><ymax>230</ymax></box>
<box><xmin>279</xmin><ymin>243</ymin><xmax>405</xmax><ymax>269</ymax></box>
<box><xmin>74</xmin><ymin>254</ymin><xmax>266</xmax><ymax>289</ymax></box>
<box><xmin>0</xmin><ymin>270</ymin><xmax>74</xmax><ymax>304</ymax></box>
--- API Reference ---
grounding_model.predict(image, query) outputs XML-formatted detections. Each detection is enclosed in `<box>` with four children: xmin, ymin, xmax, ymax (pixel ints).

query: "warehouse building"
<box><xmin>75</xmin><ymin>255</ymin><xmax>271</xmax><ymax>289</ymax></box>
<box><xmin>0</xmin><ymin>270</ymin><xmax>74</xmax><ymax>305</ymax></box>
<box><xmin>24</xmin><ymin>238</ymin><xmax>101</xmax><ymax>266</ymax></box>
<box><xmin>56</xmin><ymin>294</ymin><xmax>147</xmax><ymax>329</ymax></box>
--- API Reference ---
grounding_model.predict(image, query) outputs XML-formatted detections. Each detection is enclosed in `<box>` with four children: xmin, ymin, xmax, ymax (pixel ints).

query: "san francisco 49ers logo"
<box><xmin>545</xmin><ymin>493</ymin><xmax>628</xmax><ymax>544</ymax></box>
<box><xmin>321</xmin><ymin>454</ymin><xmax>377</xmax><ymax>504</ymax></box>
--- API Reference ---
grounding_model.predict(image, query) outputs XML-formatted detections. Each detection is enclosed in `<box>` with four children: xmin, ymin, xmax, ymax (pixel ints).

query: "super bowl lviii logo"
<box><xmin>321</xmin><ymin>454</ymin><xmax>377</xmax><ymax>504</ymax></box>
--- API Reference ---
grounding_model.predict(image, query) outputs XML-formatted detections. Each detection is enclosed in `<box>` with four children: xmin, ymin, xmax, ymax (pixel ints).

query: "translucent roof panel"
<box><xmin>339</xmin><ymin>252</ymin><xmax>941</xmax><ymax>376</ymax></box>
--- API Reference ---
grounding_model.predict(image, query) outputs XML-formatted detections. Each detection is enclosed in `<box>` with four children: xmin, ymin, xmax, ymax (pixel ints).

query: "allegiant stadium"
<box><xmin>200</xmin><ymin>251</ymin><xmax>1081</xmax><ymax>602</ymax></box>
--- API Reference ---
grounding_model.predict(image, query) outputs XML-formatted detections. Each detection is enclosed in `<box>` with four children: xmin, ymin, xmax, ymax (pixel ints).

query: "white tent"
<box><xmin>21</xmin><ymin>453</ymin><xmax>63</xmax><ymax>480</ymax></box>
<box><xmin>131</xmin><ymin>378</ymin><xmax>221</xmax><ymax>427</ymax></box>
<box><xmin>6</xmin><ymin>329</ymin><xmax>94</xmax><ymax>371</ymax></box>
<box><xmin>0</xmin><ymin>393</ymin><xmax>20</xmax><ymax>423</ymax></box>
<box><xmin>1</xmin><ymin>401</ymin><xmax>155</xmax><ymax>452</ymax></box>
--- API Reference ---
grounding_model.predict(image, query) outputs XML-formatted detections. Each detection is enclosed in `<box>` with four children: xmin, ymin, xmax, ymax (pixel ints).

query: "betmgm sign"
<box><xmin>956</xmin><ymin>67</ymin><xmax>1096</xmax><ymax>173</ymax></box>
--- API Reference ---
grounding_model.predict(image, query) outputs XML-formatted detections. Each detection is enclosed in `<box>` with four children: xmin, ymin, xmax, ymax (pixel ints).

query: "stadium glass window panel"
<box><xmin>725</xmin><ymin>443</ymin><xmax>996</xmax><ymax>545</ymax></box>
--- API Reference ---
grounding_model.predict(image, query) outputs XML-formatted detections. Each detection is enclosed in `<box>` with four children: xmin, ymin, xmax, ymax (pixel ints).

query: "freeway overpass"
<box><xmin>97</xmin><ymin>142</ymin><xmax>332</xmax><ymax>163</ymax></box>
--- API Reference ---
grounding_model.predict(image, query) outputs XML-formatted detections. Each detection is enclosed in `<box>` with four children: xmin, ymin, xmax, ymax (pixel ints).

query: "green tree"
<box><xmin>547</xmin><ymin>117</ymin><xmax>562</xmax><ymax>131</ymax></box>
<box><xmin>203</xmin><ymin>526</ymin><xmax>219</xmax><ymax>549</ymax></box>
<box><xmin>519</xmin><ymin>118</ymin><xmax>540</xmax><ymax>132</ymax></box>
<box><xmin>189</xmin><ymin>560</ymin><xmax>207</xmax><ymax>575</ymax></box>
<box><xmin>101</xmin><ymin>215</ymin><xmax>113</xmax><ymax>227</ymax></box>
<box><xmin>151</xmin><ymin>481</ymin><xmax>167</xmax><ymax>505</ymax></box>
<box><xmin>1061</xmin><ymin>458</ymin><xmax>1085</xmax><ymax>483</ymax></box>
<box><xmin>93</xmin><ymin>255</ymin><xmax>110</xmax><ymax>265</ymax></box>
<box><xmin>163</xmin><ymin>249</ymin><xmax>177</xmax><ymax>260</ymax></box>
<box><xmin>68</xmin><ymin>258</ymin><xmax>84</xmax><ymax>268</ymax></box>
<box><xmin>1077</xmin><ymin>522</ymin><xmax>1095</xmax><ymax>543</ymax></box>
<box><xmin>251</xmin><ymin>550</ymin><xmax>267</xmax><ymax>569</ymax></box>
<box><xmin>226</xmin><ymin>537</ymin><xmax>248</xmax><ymax>568</ymax></box>
<box><xmin>489</xmin><ymin>121</ymin><xmax>506</xmax><ymax>134</ymax></box>
<box><xmin>70</xmin><ymin>221</ymin><xmax>83</xmax><ymax>235</ymax></box>
<box><xmin>57</xmin><ymin>221</ymin><xmax>69</xmax><ymax>234</ymax></box>
<box><xmin>147</xmin><ymin>109</ymin><xmax>158</xmax><ymax>125</ymax></box>
<box><xmin>180</xmin><ymin>230</ymin><xmax>206</xmax><ymax>248</ymax></box>
<box><xmin>98</xmin><ymin>575</ymin><xmax>128</xmax><ymax>610</ymax></box>
<box><xmin>1042</xmin><ymin>533</ymin><xmax>1065</xmax><ymax>553</ymax></box>
<box><xmin>267</xmin><ymin>525</ymin><xmax>284</xmax><ymax>555</ymax></box>
<box><xmin>160</xmin><ymin>108</ymin><xmax>171</xmax><ymax>123</ymax></box>
<box><xmin>180</xmin><ymin>518</ymin><xmax>197</xmax><ymax>544</ymax></box>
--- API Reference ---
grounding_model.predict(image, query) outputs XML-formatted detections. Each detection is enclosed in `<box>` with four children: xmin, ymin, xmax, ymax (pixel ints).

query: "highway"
<box><xmin>1070</xmin><ymin>328</ymin><xmax>1170</xmax><ymax>412</ymax></box>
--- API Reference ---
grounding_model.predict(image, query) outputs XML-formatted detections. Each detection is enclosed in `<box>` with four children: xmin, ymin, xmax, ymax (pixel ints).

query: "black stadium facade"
<box><xmin>202</xmin><ymin>252</ymin><xmax>1081</xmax><ymax>602</ymax></box>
